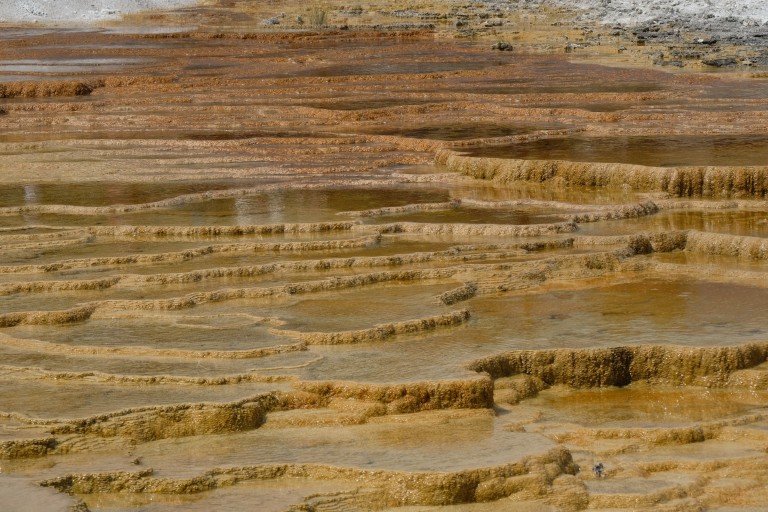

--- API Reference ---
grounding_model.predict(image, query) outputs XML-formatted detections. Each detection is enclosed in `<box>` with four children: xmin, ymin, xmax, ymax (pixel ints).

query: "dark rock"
<box><xmin>340</xmin><ymin>7</ymin><xmax>363</xmax><ymax>15</ymax></box>
<box><xmin>702</xmin><ymin>57</ymin><xmax>738</xmax><ymax>67</ymax></box>
<box><xmin>389</xmin><ymin>9</ymin><xmax>443</xmax><ymax>19</ymax></box>
<box><xmin>565</xmin><ymin>42</ymin><xmax>581</xmax><ymax>52</ymax></box>
<box><xmin>670</xmin><ymin>49</ymin><xmax>704</xmax><ymax>60</ymax></box>
<box><xmin>491</xmin><ymin>41</ymin><xmax>513</xmax><ymax>51</ymax></box>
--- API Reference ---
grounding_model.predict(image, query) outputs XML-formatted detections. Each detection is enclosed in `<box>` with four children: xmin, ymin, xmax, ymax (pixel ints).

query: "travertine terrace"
<box><xmin>1</xmin><ymin>1</ymin><xmax>768</xmax><ymax>511</ymax></box>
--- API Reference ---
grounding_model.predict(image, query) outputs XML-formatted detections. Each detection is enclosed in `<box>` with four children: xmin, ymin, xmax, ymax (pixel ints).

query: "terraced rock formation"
<box><xmin>1</xmin><ymin>9</ymin><xmax>768</xmax><ymax>512</ymax></box>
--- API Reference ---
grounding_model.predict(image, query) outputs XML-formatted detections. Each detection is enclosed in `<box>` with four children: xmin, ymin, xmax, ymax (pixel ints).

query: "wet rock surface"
<box><xmin>0</xmin><ymin>2</ymin><xmax>768</xmax><ymax>512</ymax></box>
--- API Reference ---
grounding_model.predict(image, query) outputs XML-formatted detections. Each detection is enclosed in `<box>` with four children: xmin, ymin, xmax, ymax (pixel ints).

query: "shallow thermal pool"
<box><xmin>576</xmin><ymin>209</ymin><xmax>768</xmax><ymax>237</ymax></box>
<box><xmin>462</xmin><ymin>134</ymin><xmax>768</xmax><ymax>167</ymax></box>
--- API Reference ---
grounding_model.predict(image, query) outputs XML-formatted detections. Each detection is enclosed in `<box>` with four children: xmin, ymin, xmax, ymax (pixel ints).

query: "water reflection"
<box><xmin>528</xmin><ymin>384</ymin><xmax>768</xmax><ymax>426</ymax></box>
<box><xmin>468</xmin><ymin>279</ymin><xmax>768</xmax><ymax>349</ymax></box>
<box><xmin>578</xmin><ymin>210</ymin><xmax>768</xmax><ymax>237</ymax></box>
<box><xmin>358</xmin><ymin>122</ymin><xmax>562</xmax><ymax>140</ymax></box>
<box><xmin>463</xmin><ymin>134</ymin><xmax>768</xmax><ymax>167</ymax></box>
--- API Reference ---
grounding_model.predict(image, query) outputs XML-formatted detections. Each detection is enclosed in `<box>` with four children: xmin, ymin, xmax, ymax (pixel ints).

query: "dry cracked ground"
<box><xmin>1</xmin><ymin>1</ymin><xmax>768</xmax><ymax>511</ymax></box>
